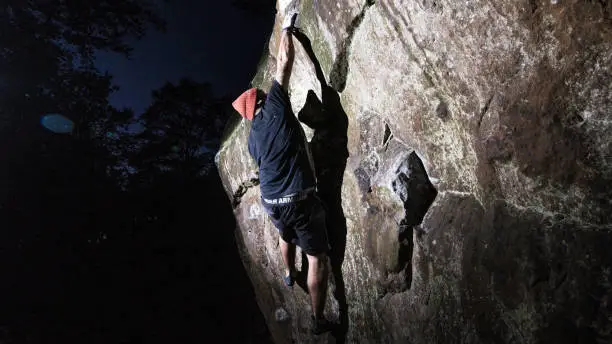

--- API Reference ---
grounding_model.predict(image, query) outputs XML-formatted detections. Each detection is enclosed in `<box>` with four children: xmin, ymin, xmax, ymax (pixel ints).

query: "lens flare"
<box><xmin>41</xmin><ymin>114</ymin><xmax>74</xmax><ymax>134</ymax></box>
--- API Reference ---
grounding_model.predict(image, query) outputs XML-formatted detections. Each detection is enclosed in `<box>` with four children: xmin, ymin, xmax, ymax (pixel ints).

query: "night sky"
<box><xmin>95</xmin><ymin>0</ymin><xmax>276</xmax><ymax>116</ymax></box>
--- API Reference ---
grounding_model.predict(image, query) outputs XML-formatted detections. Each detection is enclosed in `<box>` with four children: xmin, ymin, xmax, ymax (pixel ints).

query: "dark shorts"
<box><xmin>263</xmin><ymin>195</ymin><xmax>330</xmax><ymax>256</ymax></box>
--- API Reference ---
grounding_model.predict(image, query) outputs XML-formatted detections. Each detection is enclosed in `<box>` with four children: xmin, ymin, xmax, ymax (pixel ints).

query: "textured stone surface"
<box><xmin>217</xmin><ymin>1</ymin><xmax>612</xmax><ymax>343</ymax></box>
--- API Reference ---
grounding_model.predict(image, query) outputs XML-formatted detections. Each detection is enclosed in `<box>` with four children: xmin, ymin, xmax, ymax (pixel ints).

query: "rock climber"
<box><xmin>231</xmin><ymin>14</ymin><xmax>334</xmax><ymax>335</ymax></box>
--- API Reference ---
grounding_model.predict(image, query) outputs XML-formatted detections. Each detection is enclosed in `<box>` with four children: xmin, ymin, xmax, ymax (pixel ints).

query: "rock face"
<box><xmin>217</xmin><ymin>1</ymin><xmax>612</xmax><ymax>343</ymax></box>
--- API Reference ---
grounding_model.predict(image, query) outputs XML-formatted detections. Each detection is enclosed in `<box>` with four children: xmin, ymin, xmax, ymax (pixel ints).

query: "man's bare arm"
<box><xmin>275</xmin><ymin>29</ymin><xmax>295</xmax><ymax>92</ymax></box>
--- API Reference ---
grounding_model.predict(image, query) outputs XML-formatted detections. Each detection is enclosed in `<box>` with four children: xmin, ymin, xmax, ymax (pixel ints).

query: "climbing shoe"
<box><xmin>311</xmin><ymin>316</ymin><xmax>334</xmax><ymax>335</ymax></box>
<box><xmin>282</xmin><ymin>273</ymin><xmax>294</xmax><ymax>287</ymax></box>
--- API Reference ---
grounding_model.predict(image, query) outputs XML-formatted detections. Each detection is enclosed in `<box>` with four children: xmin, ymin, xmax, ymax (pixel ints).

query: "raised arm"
<box><xmin>275</xmin><ymin>29</ymin><xmax>295</xmax><ymax>92</ymax></box>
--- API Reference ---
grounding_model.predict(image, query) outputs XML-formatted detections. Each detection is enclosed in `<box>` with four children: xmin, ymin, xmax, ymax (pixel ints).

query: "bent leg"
<box><xmin>306</xmin><ymin>252</ymin><xmax>328</xmax><ymax>319</ymax></box>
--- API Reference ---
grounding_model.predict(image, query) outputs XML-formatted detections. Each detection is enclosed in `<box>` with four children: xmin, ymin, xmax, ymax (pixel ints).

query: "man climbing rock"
<box><xmin>231</xmin><ymin>15</ymin><xmax>334</xmax><ymax>335</ymax></box>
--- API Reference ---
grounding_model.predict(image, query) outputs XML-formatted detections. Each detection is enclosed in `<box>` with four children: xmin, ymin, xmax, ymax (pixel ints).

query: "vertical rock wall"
<box><xmin>217</xmin><ymin>1</ymin><xmax>611</xmax><ymax>343</ymax></box>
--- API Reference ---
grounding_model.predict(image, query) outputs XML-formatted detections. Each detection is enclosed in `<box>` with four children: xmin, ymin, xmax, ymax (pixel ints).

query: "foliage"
<box><xmin>0</xmin><ymin>0</ymin><xmax>160</xmax><ymax>234</ymax></box>
<box><xmin>0</xmin><ymin>0</ymin><xmax>163</xmax><ymax>135</ymax></box>
<box><xmin>130</xmin><ymin>78</ymin><xmax>228</xmax><ymax>187</ymax></box>
<box><xmin>0</xmin><ymin>1</ymin><xmax>164</xmax><ymax>340</ymax></box>
<box><xmin>0</xmin><ymin>2</ymin><xmax>268</xmax><ymax>343</ymax></box>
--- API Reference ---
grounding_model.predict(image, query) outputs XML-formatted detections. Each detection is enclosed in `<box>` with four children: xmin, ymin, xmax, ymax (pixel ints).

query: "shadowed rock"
<box><xmin>217</xmin><ymin>0</ymin><xmax>612</xmax><ymax>343</ymax></box>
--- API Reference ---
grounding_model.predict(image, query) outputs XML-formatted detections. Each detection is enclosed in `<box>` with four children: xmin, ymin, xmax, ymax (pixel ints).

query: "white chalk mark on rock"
<box><xmin>248</xmin><ymin>203</ymin><xmax>262</xmax><ymax>220</ymax></box>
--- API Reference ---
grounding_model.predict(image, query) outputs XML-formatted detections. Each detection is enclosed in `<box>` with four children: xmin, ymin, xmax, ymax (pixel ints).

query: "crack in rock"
<box><xmin>477</xmin><ymin>94</ymin><xmax>494</xmax><ymax>129</ymax></box>
<box><xmin>329</xmin><ymin>0</ymin><xmax>376</xmax><ymax>92</ymax></box>
<box><xmin>232</xmin><ymin>176</ymin><xmax>260</xmax><ymax>208</ymax></box>
<box><xmin>382</xmin><ymin>121</ymin><xmax>393</xmax><ymax>148</ymax></box>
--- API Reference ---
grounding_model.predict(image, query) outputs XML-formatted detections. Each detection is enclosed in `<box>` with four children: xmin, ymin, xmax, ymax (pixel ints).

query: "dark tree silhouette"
<box><xmin>0</xmin><ymin>0</ymin><xmax>164</xmax><ymax>199</ymax></box>
<box><xmin>113</xmin><ymin>79</ymin><xmax>270</xmax><ymax>344</ymax></box>
<box><xmin>0</xmin><ymin>0</ymin><xmax>163</xmax><ymax>227</ymax></box>
<box><xmin>0</xmin><ymin>2</ymin><xmax>270</xmax><ymax>343</ymax></box>
<box><xmin>0</xmin><ymin>1</ymin><xmax>166</xmax><ymax>342</ymax></box>
<box><xmin>0</xmin><ymin>0</ymin><xmax>164</xmax><ymax>125</ymax></box>
<box><xmin>131</xmin><ymin>79</ymin><xmax>227</xmax><ymax>186</ymax></box>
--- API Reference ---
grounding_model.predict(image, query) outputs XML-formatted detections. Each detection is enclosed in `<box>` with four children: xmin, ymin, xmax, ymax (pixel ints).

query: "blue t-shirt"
<box><xmin>248</xmin><ymin>80</ymin><xmax>316</xmax><ymax>199</ymax></box>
